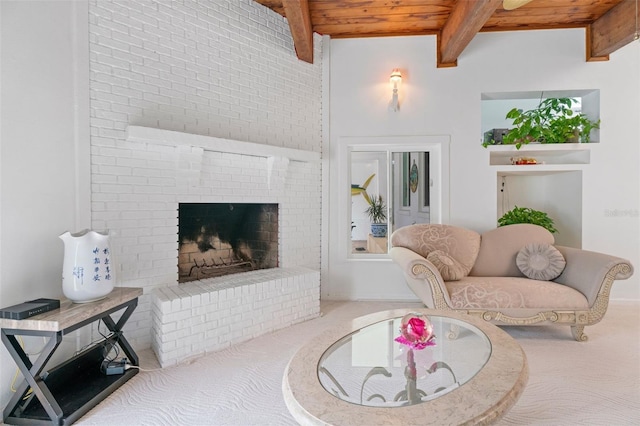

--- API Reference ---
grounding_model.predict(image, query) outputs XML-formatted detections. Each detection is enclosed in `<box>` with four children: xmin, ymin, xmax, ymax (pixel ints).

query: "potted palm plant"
<box><xmin>365</xmin><ymin>194</ymin><xmax>388</xmax><ymax>237</ymax></box>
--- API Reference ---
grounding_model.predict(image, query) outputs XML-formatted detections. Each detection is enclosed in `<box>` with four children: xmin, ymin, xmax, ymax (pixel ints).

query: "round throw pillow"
<box><xmin>516</xmin><ymin>243</ymin><xmax>566</xmax><ymax>281</ymax></box>
<box><xmin>426</xmin><ymin>250</ymin><xmax>466</xmax><ymax>281</ymax></box>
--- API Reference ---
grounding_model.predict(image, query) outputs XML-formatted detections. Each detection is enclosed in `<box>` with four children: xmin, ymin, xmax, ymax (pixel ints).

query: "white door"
<box><xmin>392</xmin><ymin>152</ymin><xmax>432</xmax><ymax>231</ymax></box>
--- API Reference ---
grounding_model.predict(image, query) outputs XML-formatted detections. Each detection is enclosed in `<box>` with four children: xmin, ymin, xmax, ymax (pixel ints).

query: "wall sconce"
<box><xmin>389</xmin><ymin>69</ymin><xmax>402</xmax><ymax>112</ymax></box>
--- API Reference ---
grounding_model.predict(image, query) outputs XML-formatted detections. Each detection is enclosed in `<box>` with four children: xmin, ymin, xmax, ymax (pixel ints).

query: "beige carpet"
<box><xmin>77</xmin><ymin>301</ymin><xmax>640</xmax><ymax>425</ymax></box>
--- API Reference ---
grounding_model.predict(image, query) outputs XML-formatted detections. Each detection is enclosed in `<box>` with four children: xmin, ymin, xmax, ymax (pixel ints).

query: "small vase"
<box><xmin>60</xmin><ymin>229</ymin><xmax>115</xmax><ymax>303</ymax></box>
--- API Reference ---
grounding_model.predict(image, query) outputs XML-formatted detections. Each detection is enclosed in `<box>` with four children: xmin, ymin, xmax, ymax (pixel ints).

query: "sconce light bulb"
<box><xmin>390</xmin><ymin>69</ymin><xmax>402</xmax><ymax>84</ymax></box>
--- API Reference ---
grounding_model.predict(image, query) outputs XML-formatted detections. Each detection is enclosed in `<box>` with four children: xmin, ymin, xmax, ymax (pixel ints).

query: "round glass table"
<box><xmin>318</xmin><ymin>315</ymin><xmax>491</xmax><ymax>408</ymax></box>
<box><xmin>283</xmin><ymin>309</ymin><xmax>528</xmax><ymax>425</ymax></box>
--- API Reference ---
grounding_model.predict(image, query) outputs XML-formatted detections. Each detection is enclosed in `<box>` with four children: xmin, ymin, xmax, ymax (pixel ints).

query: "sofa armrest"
<box><xmin>554</xmin><ymin>245</ymin><xmax>634</xmax><ymax>306</ymax></box>
<box><xmin>389</xmin><ymin>246</ymin><xmax>453</xmax><ymax>308</ymax></box>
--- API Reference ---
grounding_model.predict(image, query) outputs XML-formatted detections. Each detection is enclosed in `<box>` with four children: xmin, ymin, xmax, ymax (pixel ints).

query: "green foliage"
<box><xmin>484</xmin><ymin>97</ymin><xmax>600</xmax><ymax>149</ymax></box>
<box><xmin>498</xmin><ymin>206</ymin><xmax>558</xmax><ymax>234</ymax></box>
<box><xmin>365</xmin><ymin>194</ymin><xmax>387</xmax><ymax>224</ymax></box>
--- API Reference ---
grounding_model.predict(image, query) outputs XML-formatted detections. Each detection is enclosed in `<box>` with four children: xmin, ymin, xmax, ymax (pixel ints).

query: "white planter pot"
<box><xmin>60</xmin><ymin>230</ymin><xmax>115</xmax><ymax>303</ymax></box>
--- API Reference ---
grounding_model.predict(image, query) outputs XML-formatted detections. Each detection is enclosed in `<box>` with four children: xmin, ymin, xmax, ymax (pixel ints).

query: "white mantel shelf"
<box><xmin>126</xmin><ymin>126</ymin><xmax>320</xmax><ymax>163</ymax></box>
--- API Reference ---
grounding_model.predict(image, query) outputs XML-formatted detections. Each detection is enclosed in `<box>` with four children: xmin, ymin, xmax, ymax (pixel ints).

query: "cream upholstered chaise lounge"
<box><xmin>389</xmin><ymin>223</ymin><xmax>634</xmax><ymax>341</ymax></box>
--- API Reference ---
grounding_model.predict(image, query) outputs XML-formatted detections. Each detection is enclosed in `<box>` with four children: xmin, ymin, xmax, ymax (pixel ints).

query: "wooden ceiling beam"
<box><xmin>587</xmin><ymin>0</ymin><xmax>639</xmax><ymax>61</ymax></box>
<box><xmin>438</xmin><ymin>0</ymin><xmax>502</xmax><ymax>68</ymax></box>
<box><xmin>254</xmin><ymin>0</ymin><xmax>285</xmax><ymax>17</ymax></box>
<box><xmin>282</xmin><ymin>0</ymin><xmax>314</xmax><ymax>64</ymax></box>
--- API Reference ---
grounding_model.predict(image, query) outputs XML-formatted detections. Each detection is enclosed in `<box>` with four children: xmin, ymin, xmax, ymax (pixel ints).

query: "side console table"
<box><xmin>1</xmin><ymin>287</ymin><xmax>143</xmax><ymax>425</ymax></box>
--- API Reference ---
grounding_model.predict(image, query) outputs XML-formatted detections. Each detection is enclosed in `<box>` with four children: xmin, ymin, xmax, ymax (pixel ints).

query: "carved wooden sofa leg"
<box><xmin>571</xmin><ymin>325</ymin><xmax>588</xmax><ymax>342</ymax></box>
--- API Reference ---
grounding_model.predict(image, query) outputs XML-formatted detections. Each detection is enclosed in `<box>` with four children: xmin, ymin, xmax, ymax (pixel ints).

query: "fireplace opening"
<box><xmin>178</xmin><ymin>203</ymin><xmax>279</xmax><ymax>283</ymax></box>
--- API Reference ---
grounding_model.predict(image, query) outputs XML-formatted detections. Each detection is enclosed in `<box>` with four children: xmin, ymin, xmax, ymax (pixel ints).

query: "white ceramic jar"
<box><xmin>59</xmin><ymin>229</ymin><xmax>115</xmax><ymax>303</ymax></box>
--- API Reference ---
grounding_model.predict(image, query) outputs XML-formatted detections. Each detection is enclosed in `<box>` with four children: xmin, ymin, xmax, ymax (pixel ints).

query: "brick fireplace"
<box><xmin>92</xmin><ymin>126</ymin><xmax>322</xmax><ymax>366</ymax></box>
<box><xmin>178</xmin><ymin>202</ymin><xmax>279</xmax><ymax>282</ymax></box>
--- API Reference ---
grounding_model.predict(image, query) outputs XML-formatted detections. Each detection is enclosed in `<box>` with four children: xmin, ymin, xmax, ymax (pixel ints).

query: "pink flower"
<box><xmin>395</xmin><ymin>313</ymin><xmax>435</xmax><ymax>350</ymax></box>
<box><xmin>406</xmin><ymin>317</ymin><xmax>425</xmax><ymax>341</ymax></box>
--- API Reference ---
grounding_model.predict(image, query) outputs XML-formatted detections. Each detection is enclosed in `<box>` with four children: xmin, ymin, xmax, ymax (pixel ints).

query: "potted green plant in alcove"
<box><xmin>484</xmin><ymin>97</ymin><xmax>600</xmax><ymax>149</ymax></box>
<box><xmin>498</xmin><ymin>206</ymin><xmax>558</xmax><ymax>234</ymax></box>
<box><xmin>365</xmin><ymin>193</ymin><xmax>388</xmax><ymax>237</ymax></box>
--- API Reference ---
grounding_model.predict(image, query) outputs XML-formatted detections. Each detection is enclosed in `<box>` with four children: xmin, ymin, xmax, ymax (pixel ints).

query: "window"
<box><xmin>345</xmin><ymin>136</ymin><xmax>449</xmax><ymax>257</ymax></box>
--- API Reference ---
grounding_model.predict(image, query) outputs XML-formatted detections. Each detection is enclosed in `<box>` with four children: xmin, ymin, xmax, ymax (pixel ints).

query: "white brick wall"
<box><xmin>89</xmin><ymin>0</ymin><xmax>322</xmax><ymax>149</ymax></box>
<box><xmin>89</xmin><ymin>0</ymin><xmax>323</xmax><ymax>351</ymax></box>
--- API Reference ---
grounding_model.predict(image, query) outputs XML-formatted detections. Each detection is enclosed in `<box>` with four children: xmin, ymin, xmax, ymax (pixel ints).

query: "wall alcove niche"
<box><xmin>481</xmin><ymin>89</ymin><xmax>600</xmax><ymax>248</ymax></box>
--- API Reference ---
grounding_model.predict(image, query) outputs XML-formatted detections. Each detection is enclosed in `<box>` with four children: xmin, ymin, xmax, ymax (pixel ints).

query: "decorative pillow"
<box><xmin>516</xmin><ymin>243</ymin><xmax>566</xmax><ymax>281</ymax></box>
<box><xmin>426</xmin><ymin>250</ymin><xmax>466</xmax><ymax>281</ymax></box>
<box><xmin>391</xmin><ymin>224</ymin><xmax>481</xmax><ymax>276</ymax></box>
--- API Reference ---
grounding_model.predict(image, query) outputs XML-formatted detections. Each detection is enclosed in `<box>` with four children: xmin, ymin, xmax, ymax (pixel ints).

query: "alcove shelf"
<box><xmin>488</xmin><ymin>143</ymin><xmax>591</xmax><ymax>168</ymax></box>
<box><xmin>495</xmin><ymin>165</ymin><xmax>585</xmax><ymax>176</ymax></box>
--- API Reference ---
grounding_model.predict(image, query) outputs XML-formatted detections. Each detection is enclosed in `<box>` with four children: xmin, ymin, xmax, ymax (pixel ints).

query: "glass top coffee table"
<box><xmin>283</xmin><ymin>309</ymin><xmax>528</xmax><ymax>425</ymax></box>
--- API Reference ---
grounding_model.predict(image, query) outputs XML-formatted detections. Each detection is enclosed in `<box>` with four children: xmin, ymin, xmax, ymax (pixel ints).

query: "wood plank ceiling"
<box><xmin>253</xmin><ymin>0</ymin><xmax>640</xmax><ymax>67</ymax></box>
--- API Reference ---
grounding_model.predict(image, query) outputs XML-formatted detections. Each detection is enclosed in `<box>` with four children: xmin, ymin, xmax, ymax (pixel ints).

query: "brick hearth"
<box><xmin>151</xmin><ymin>267</ymin><xmax>318</xmax><ymax>367</ymax></box>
